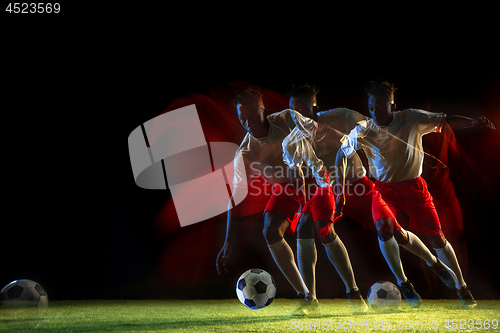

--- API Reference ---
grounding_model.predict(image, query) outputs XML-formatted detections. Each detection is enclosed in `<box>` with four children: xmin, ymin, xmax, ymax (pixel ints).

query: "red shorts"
<box><xmin>264</xmin><ymin>183</ymin><xmax>300</xmax><ymax>223</ymax></box>
<box><xmin>338</xmin><ymin>176</ymin><xmax>376</xmax><ymax>230</ymax></box>
<box><xmin>371</xmin><ymin>177</ymin><xmax>443</xmax><ymax>237</ymax></box>
<box><xmin>264</xmin><ymin>183</ymin><xmax>335</xmax><ymax>235</ymax></box>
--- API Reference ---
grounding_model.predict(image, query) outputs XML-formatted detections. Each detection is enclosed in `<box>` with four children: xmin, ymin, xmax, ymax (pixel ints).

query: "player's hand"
<box><xmin>216</xmin><ymin>243</ymin><xmax>232</xmax><ymax>275</ymax></box>
<box><xmin>472</xmin><ymin>116</ymin><xmax>496</xmax><ymax>129</ymax></box>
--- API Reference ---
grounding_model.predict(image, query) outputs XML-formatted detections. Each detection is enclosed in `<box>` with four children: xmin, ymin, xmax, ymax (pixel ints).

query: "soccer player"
<box><xmin>335</xmin><ymin>81</ymin><xmax>495</xmax><ymax>309</ymax></box>
<box><xmin>215</xmin><ymin>87</ymin><xmax>313</xmax><ymax>314</ymax></box>
<box><xmin>284</xmin><ymin>84</ymin><xmax>455</xmax><ymax>311</ymax></box>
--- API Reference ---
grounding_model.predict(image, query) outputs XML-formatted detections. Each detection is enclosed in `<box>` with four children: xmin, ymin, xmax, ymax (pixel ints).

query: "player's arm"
<box><xmin>445</xmin><ymin>115</ymin><xmax>496</xmax><ymax>130</ymax></box>
<box><xmin>216</xmin><ymin>188</ymin><xmax>244</xmax><ymax>275</ymax></box>
<box><xmin>282</xmin><ymin>129</ymin><xmax>307</xmax><ymax>209</ymax></box>
<box><xmin>333</xmin><ymin>126</ymin><xmax>365</xmax><ymax>218</ymax></box>
<box><xmin>217</xmin><ymin>151</ymin><xmax>248</xmax><ymax>275</ymax></box>
<box><xmin>333</xmin><ymin>147</ymin><xmax>348</xmax><ymax>218</ymax></box>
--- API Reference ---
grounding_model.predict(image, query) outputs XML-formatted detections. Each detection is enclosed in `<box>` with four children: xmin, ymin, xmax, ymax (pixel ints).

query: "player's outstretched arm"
<box><xmin>446</xmin><ymin>115</ymin><xmax>496</xmax><ymax>130</ymax></box>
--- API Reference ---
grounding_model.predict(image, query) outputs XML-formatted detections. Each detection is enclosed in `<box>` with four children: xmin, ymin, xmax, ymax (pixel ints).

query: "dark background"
<box><xmin>2</xmin><ymin>5</ymin><xmax>499</xmax><ymax>302</ymax></box>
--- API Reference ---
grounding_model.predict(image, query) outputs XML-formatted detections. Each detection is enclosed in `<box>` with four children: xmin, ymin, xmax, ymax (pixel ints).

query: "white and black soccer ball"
<box><xmin>0</xmin><ymin>279</ymin><xmax>48</xmax><ymax>307</ymax></box>
<box><xmin>236</xmin><ymin>268</ymin><xmax>276</xmax><ymax>309</ymax></box>
<box><xmin>367</xmin><ymin>281</ymin><xmax>401</xmax><ymax>308</ymax></box>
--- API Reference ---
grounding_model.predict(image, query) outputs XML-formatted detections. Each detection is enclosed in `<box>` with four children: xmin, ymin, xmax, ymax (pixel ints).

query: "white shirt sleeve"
<box><xmin>282</xmin><ymin>125</ymin><xmax>329</xmax><ymax>187</ymax></box>
<box><xmin>282</xmin><ymin>127</ymin><xmax>322</xmax><ymax>169</ymax></box>
<box><xmin>410</xmin><ymin>109</ymin><xmax>446</xmax><ymax>135</ymax></box>
<box><xmin>290</xmin><ymin>109</ymin><xmax>318</xmax><ymax>138</ymax></box>
<box><xmin>339</xmin><ymin>121</ymin><xmax>368</xmax><ymax>158</ymax></box>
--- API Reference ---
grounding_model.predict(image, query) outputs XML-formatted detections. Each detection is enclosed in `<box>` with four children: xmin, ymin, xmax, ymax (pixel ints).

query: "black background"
<box><xmin>2</xmin><ymin>5</ymin><xmax>499</xmax><ymax>301</ymax></box>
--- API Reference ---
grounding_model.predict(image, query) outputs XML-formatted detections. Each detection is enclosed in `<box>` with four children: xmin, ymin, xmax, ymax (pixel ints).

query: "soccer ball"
<box><xmin>367</xmin><ymin>281</ymin><xmax>401</xmax><ymax>308</ymax></box>
<box><xmin>0</xmin><ymin>279</ymin><xmax>48</xmax><ymax>308</ymax></box>
<box><xmin>236</xmin><ymin>268</ymin><xmax>276</xmax><ymax>309</ymax></box>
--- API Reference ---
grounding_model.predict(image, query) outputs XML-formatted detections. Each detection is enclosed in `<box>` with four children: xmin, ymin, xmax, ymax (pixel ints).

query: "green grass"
<box><xmin>1</xmin><ymin>299</ymin><xmax>499</xmax><ymax>332</ymax></box>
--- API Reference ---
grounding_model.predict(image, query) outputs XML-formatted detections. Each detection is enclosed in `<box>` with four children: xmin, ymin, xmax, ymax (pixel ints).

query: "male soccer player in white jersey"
<box><xmin>336</xmin><ymin>81</ymin><xmax>495</xmax><ymax>309</ymax></box>
<box><xmin>284</xmin><ymin>84</ymin><xmax>456</xmax><ymax>312</ymax></box>
<box><xmin>280</xmin><ymin>84</ymin><xmax>371</xmax><ymax>315</ymax></box>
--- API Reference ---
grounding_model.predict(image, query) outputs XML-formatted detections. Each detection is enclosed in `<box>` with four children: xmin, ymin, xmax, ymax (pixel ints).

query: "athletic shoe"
<box><xmin>347</xmin><ymin>289</ymin><xmax>368</xmax><ymax>312</ymax></box>
<box><xmin>399</xmin><ymin>280</ymin><xmax>422</xmax><ymax>308</ymax></box>
<box><xmin>457</xmin><ymin>286</ymin><xmax>477</xmax><ymax>310</ymax></box>
<box><xmin>430</xmin><ymin>258</ymin><xmax>456</xmax><ymax>289</ymax></box>
<box><xmin>288</xmin><ymin>298</ymin><xmax>320</xmax><ymax>317</ymax></box>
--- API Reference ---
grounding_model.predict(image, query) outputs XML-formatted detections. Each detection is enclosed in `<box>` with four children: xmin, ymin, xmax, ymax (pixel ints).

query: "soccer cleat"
<box><xmin>288</xmin><ymin>298</ymin><xmax>320</xmax><ymax>317</ymax></box>
<box><xmin>347</xmin><ymin>289</ymin><xmax>369</xmax><ymax>312</ymax></box>
<box><xmin>398</xmin><ymin>280</ymin><xmax>422</xmax><ymax>308</ymax></box>
<box><xmin>430</xmin><ymin>258</ymin><xmax>456</xmax><ymax>289</ymax></box>
<box><xmin>457</xmin><ymin>286</ymin><xmax>477</xmax><ymax>310</ymax></box>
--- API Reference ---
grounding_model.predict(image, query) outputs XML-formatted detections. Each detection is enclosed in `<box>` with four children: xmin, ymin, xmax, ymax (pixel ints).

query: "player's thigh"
<box><xmin>263</xmin><ymin>211</ymin><xmax>290</xmax><ymax>240</ymax></box>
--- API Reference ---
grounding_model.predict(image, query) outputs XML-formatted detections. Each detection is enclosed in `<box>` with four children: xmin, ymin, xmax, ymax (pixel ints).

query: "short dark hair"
<box><xmin>232</xmin><ymin>87</ymin><xmax>263</xmax><ymax>107</ymax></box>
<box><xmin>365</xmin><ymin>81</ymin><xmax>397</xmax><ymax>101</ymax></box>
<box><xmin>287</xmin><ymin>83</ymin><xmax>320</xmax><ymax>98</ymax></box>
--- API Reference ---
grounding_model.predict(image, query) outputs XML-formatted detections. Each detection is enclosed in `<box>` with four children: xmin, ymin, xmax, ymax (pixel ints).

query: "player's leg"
<box><xmin>428</xmin><ymin>235</ymin><xmax>464</xmax><ymax>288</ymax></box>
<box><xmin>376</xmin><ymin>217</ymin><xmax>422</xmax><ymax>308</ymax></box>
<box><xmin>396</xmin><ymin>229</ymin><xmax>435</xmax><ymax>265</ymax></box>
<box><xmin>372</xmin><ymin>189</ymin><xmax>408</xmax><ymax>286</ymax></box>
<box><xmin>264</xmin><ymin>211</ymin><xmax>309</xmax><ymax>298</ymax></box>
<box><xmin>376</xmin><ymin>217</ymin><xmax>408</xmax><ymax>285</ymax></box>
<box><xmin>318</xmin><ymin>220</ymin><xmax>367</xmax><ymax>311</ymax></box>
<box><xmin>402</xmin><ymin>177</ymin><xmax>475</xmax><ymax>308</ymax></box>
<box><xmin>307</xmin><ymin>185</ymin><xmax>360</xmax><ymax>295</ymax></box>
<box><xmin>397</xmin><ymin>229</ymin><xmax>457</xmax><ymax>289</ymax></box>
<box><xmin>317</xmin><ymin>221</ymin><xmax>358</xmax><ymax>294</ymax></box>
<box><xmin>296</xmin><ymin>214</ymin><xmax>317</xmax><ymax>301</ymax></box>
<box><xmin>289</xmin><ymin>213</ymin><xmax>320</xmax><ymax>316</ymax></box>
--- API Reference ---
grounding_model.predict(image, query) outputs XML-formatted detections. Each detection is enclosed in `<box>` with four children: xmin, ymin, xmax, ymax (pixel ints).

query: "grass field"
<box><xmin>1</xmin><ymin>299</ymin><xmax>499</xmax><ymax>332</ymax></box>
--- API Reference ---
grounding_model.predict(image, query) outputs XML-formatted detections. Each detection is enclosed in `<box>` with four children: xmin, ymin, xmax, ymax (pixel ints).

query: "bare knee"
<box><xmin>317</xmin><ymin>221</ymin><xmax>337</xmax><ymax>244</ymax></box>
<box><xmin>263</xmin><ymin>212</ymin><xmax>289</xmax><ymax>244</ymax></box>
<box><xmin>297</xmin><ymin>213</ymin><xmax>315</xmax><ymax>239</ymax></box>
<box><xmin>427</xmin><ymin>234</ymin><xmax>447</xmax><ymax>248</ymax></box>
<box><xmin>376</xmin><ymin>217</ymin><xmax>395</xmax><ymax>241</ymax></box>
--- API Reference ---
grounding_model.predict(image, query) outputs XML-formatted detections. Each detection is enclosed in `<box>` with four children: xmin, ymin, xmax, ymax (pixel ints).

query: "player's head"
<box><xmin>233</xmin><ymin>87</ymin><xmax>269</xmax><ymax>138</ymax></box>
<box><xmin>287</xmin><ymin>83</ymin><xmax>320</xmax><ymax>120</ymax></box>
<box><xmin>365</xmin><ymin>81</ymin><xmax>397</xmax><ymax>126</ymax></box>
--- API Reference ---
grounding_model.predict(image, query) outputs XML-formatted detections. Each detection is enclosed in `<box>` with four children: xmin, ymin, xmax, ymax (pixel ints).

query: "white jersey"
<box><xmin>340</xmin><ymin>109</ymin><xmax>445</xmax><ymax>182</ymax></box>
<box><xmin>282</xmin><ymin>108</ymin><xmax>369</xmax><ymax>185</ymax></box>
<box><xmin>233</xmin><ymin>109</ymin><xmax>298</xmax><ymax>188</ymax></box>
